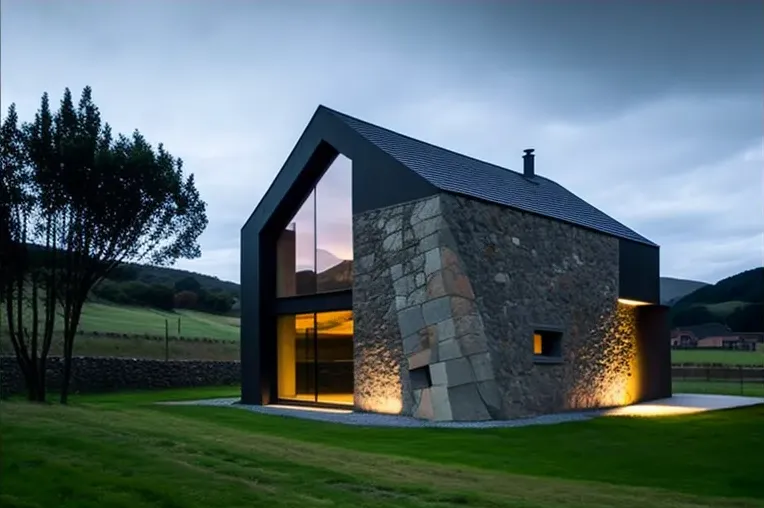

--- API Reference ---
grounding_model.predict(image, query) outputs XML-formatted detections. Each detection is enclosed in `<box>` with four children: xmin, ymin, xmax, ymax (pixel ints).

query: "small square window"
<box><xmin>533</xmin><ymin>329</ymin><xmax>563</xmax><ymax>363</ymax></box>
<box><xmin>409</xmin><ymin>366</ymin><xmax>432</xmax><ymax>390</ymax></box>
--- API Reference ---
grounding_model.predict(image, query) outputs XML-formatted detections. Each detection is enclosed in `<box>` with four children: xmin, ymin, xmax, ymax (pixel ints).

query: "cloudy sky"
<box><xmin>2</xmin><ymin>0</ymin><xmax>762</xmax><ymax>284</ymax></box>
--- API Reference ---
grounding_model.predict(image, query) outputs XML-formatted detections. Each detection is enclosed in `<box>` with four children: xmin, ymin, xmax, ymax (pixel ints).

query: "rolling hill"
<box><xmin>669</xmin><ymin>267</ymin><xmax>763</xmax><ymax>332</ymax></box>
<box><xmin>659</xmin><ymin>277</ymin><xmax>709</xmax><ymax>305</ymax></box>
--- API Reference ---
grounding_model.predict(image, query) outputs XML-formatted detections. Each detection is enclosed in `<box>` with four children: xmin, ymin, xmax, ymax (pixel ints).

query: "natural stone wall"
<box><xmin>0</xmin><ymin>356</ymin><xmax>239</xmax><ymax>398</ymax></box>
<box><xmin>353</xmin><ymin>195</ymin><xmax>503</xmax><ymax>421</ymax></box>
<box><xmin>440</xmin><ymin>194</ymin><xmax>637</xmax><ymax>418</ymax></box>
<box><xmin>353</xmin><ymin>192</ymin><xmax>645</xmax><ymax>421</ymax></box>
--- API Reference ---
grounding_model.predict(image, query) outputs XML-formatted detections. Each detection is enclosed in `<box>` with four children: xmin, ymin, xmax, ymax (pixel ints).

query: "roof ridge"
<box><xmin>317</xmin><ymin>105</ymin><xmax>656</xmax><ymax>247</ymax></box>
<box><xmin>320</xmin><ymin>105</ymin><xmax>528</xmax><ymax>179</ymax></box>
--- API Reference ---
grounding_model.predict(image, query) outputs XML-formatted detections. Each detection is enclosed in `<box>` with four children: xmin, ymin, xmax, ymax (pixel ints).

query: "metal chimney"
<box><xmin>523</xmin><ymin>148</ymin><xmax>535</xmax><ymax>178</ymax></box>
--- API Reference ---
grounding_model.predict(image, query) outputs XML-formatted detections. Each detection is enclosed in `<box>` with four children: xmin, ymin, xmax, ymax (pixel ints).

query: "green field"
<box><xmin>1</xmin><ymin>302</ymin><xmax>241</xmax><ymax>359</ymax></box>
<box><xmin>703</xmin><ymin>300</ymin><xmax>752</xmax><ymax>316</ymax></box>
<box><xmin>1</xmin><ymin>387</ymin><xmax>763</xmax><ymax>508</ymax></box>
<box><xmin>77</xmin><ymin>303</ymin><xmax>240</xmax><ymax>339</ymax></box>
<box><xmin>673</xmin><ymin>380</ymin><xmax>764</xmax><ymax>397</ymax></box>
<box><xmin>672</xmin><ymin>348</ymin><xmax>764</xmax><ymax>366</ymax></box>
<box><xmin>2</xmin><ymin>301</ymin><xmax>240</xmax><ymax>340</ymax></box>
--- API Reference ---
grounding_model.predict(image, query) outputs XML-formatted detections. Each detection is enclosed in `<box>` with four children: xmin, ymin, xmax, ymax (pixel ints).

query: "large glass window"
<box><xmin>277</xmin><ymin>311</ymin><xmax>354</xmax><ymax>405</ymax></box>
<box><xmin>316</xmin><ymin>155</ymin><xmax>353</xmax><ymax>293</ymax></box>
<box><xmin>276</xmin><ymin>191</ymin><xmax>315</xmax><ymax>297</ymax></box>
<box><xmin>276</xmin><ymin>154</ymin><xmax>352</xmax><ymax>297</ymax></box>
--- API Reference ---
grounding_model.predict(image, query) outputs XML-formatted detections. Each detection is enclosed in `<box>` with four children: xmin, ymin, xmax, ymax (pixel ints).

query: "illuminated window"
<box><xmin>533</xmin><ymin>329</ymin><xmax>563</xmax><ymax>362</ymax></box>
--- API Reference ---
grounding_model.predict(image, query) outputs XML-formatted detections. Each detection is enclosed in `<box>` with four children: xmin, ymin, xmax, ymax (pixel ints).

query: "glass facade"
<box><xmin>276</xmin><ymin>154</ymin><xmax>353</xmax><ymax>297</ymax></box>
<box><xmin>276</xmin><ymin>311</ymin><xmax>354</xmax><ymax>405</ymax></box>
<box><xmin>274</xmin><ymin>154</ymin><xmax>354</xmax><ymax>406</ymax></box>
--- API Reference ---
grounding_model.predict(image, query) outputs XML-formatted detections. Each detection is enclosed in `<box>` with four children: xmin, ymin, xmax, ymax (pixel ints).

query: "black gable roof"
<box><xmin>324</xmin><ymin>106</ymin><xmax>656</xmax><ymax>247</ymax></box>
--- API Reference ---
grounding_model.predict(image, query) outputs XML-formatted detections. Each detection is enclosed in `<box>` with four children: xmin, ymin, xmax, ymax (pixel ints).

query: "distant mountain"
<box><xmin>670</xmin><ymin>267</ymin><xmax>764</xmax><ymax>333</ymax></box>
<box><xmin>672</xmin><ymin>268</ymin><xmax>763</xmax><ymax>310</ymax></box>
<box><xmin>660</xmin><ymin>277</ymin><xmax>709</xmax><ymax>306</ymax></box>
<box><xmin>295</xmin><ymin>260</ymin><xmax>353</xmax><ymax>295</ymax></box>
<box><xmin>297</xmin><ymin>249</ymin><xmax>345</xmax><ymax>273</ymax></box>
<box><xmin>130</xmin><ymin>263</ymin><xmax>240</xmax><ymax>295</ymax></box>
<box><xmin>317</xmin><ymin>249</ymin><xmax>344</xmax><ymax>272</ymax></box>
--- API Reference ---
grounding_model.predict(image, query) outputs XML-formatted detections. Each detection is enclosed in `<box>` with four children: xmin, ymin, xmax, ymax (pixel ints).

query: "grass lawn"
<box><xmin>673</xmin><ymin>380</ymin><xmax>764</xmax><ymax>397</ymax></box>
<box><xmin>672</xmin><ymin>348</ymin><xmax>764</xmax><ymax>366</ymax></box>
<box><xmin>0</xmin><ymin>301</ymin><xmax>242</xmax><ymax>359</ymax></box>
<box><xmin>704</xmin><ymin>301</ymin><xmax>752</xmax><ymax>316</ymax></box>
<box><xmin>77</xmin><ymin>303</ymin><xmax>240</xmax><ymax>339</ymax></box>
<box><xmin>1</xmin><ymin>302</ymin><xmax>240</xmax><ymax>359</ymax></box>
<box><xmin>0</xmin><ymin>331</ymin><xmax>240</xmax><ymax>360</ymax></box>
<box><xmin>2</xmin><ymin>388</ymin><xmax>763</xmax><ymax>507</ymax></box>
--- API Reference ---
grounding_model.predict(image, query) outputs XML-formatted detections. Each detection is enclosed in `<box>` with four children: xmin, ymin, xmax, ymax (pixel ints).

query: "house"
<box><xmin>240</xmin><ymin>105</ymin><xmax>671</xmax><ymax>422</ymax></box>
<box><xmin>670</xmin><ymin>323</ymin><xmax>734</xmax><ymax>348</ymax></box>
<box><xmin>671</xmin><ymin>323</ymin><xmax>734</xmax><ymax>347</ymax></box>
<box><xmin>696</xmin><ymin>332</ymin><xmax>764</xmax><ymax>351</ymax></box>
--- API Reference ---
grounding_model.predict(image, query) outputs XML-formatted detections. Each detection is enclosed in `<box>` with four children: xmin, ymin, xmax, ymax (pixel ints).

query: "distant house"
<box><xmin>672</xmin><ymin>324</ymin><xmax>764</xmax><ymax>351</ymax></box>
<box><xmin>671</xmin><ymin>323</ymin><xmax>732</xmax><ymax>347</ymax></box>
<box><xmin>240</xmin><ymin>105</ymin><xmax>671</xmax><ymax>422</ymax></box>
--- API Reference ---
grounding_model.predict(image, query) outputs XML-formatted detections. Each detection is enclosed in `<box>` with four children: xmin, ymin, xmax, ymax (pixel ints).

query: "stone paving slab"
<box><xmin>601</xmin><ymin>393</ymin><xmax>764</xmax><ymax>416</ymax></box>
<box><xmin>161</xmin><ymin>393</ymin><xmax>764</xmax><ymax>429</ymax></box>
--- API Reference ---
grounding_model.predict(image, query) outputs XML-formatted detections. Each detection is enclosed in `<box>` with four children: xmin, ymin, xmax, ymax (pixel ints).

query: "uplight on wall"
<box><xmin>617</xmin><ymin>298</ymin><xmax>651</xmax><ymax>307</ymax></box>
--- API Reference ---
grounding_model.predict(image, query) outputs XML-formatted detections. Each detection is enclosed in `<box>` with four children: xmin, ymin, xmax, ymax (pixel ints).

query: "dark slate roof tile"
<box><xmin>326</xmin><ymin>107</ymin><xmax>656</xmax><ymax>246</ymax></box>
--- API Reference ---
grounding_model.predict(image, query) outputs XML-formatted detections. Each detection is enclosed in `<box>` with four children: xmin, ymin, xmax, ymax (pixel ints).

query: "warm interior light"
<box><xmin>533</xmin><ymin>333</ymin><xmax>542</xmax><ymax>355</ymax></box>
<box><xmin>617</xmin><ymin>298</ymin><xmax>651</xmax><ymax>306</ymax></box>
<box><xmin>602</xmin><ymin>404</ymin><xmax>704</xmax><ymax>417</ymax></box>
<box><xmin>268</xmin><ymin>404</ymin><xmax>353</xmax><ymax>414</ymax></box>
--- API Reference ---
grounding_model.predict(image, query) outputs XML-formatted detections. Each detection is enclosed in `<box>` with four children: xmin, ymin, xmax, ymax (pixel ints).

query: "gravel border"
<box><xmin>161</xmin><ymin>397</ymin><xmax>602</xmax><ymax>428</ymax></box>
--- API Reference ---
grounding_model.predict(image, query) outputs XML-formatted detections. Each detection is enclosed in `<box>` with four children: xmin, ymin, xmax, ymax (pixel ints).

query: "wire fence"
<box><xmin>672</xmin><ymin>365</ymin><xmax>764</xmax><ymax>397</ymax></box>
<box><xmin>0</xmin><ymin>317</ymin><xmax>240</xmax><ymax>362</ymax></box>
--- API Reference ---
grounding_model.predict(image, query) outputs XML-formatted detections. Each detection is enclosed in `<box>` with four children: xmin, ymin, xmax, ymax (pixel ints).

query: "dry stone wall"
<box><xmin>0</xmin><ymin>356</ymin><xmax>239</xmax><ymax>398</ymax></box>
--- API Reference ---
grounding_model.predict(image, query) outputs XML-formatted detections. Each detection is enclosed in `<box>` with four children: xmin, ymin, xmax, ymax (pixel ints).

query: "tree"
<box><xmin>670</xmin><ymin>305</ymin><xmax>718</xmax><ymax>328</ymax></box>
<box><xmin>174</xmin><ymin>275</ymin><xmax>201</xmax><ymax>293</ymax></box>
<box><xmin>174</xmin><ymin>290</ymin><xmax>199</xmax><ymax>309</ymax></box>
<box><xmin>0</xmin><ymin>103</ymin><xmax>54</xmax><ymax>401</ymax></box>
<box><xmin>0</xmin><ymin>87</ymin><xmax>208</xmax><ymax>403</ymax></box>
<box><xmin>727</xmin><ymin>303</ymin><xmax>764</xmax><ymax>333</ymax></box>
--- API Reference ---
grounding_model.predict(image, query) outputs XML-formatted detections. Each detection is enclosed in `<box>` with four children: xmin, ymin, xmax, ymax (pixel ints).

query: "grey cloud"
<box><xmin>2</xmin><ymin>0</ymin><xmax>761</xmax><ymax>284</ymax></box>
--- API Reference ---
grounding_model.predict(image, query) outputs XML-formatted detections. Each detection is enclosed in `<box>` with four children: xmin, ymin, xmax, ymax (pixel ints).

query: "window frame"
<box><xmin>531</xmin><ymin>325</ymin><xmax>564</xmax><ymax>364</ymax></box>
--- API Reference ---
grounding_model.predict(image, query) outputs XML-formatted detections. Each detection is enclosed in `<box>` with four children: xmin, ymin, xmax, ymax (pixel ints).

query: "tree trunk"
<box><xmin>59</xmin><ymin>302</ymin><xmax>82</xmax><ymax>404</ymax></box>
<box><xmin>59</xmin><ymin>356</ymin><xmax>71</xmax><ymax>405</ymax></box>
<box><xmin>35</xmin><ymin>357</ymin><xmax>47</xmax><ymax>402</ymax></box>
<box><xmin>13</xmin><ymin>351</ymin><xmax>42</xmax><ymax>402</ymax></box>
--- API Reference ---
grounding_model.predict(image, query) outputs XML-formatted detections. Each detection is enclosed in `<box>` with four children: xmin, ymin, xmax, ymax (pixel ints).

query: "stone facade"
<box><xmin>352</xmin><ymin>192</ymin><xmax>644</xmax><ymax>421</ymax></box>
<box><xmin>0</xmin><ymin>356</ymin><xmax>240</xmax><ymax>398</ymax></box>
<box><xmin>441</xmin><ymin>194</ymin><xmax>640</xmax><ymax>418</ymax></box>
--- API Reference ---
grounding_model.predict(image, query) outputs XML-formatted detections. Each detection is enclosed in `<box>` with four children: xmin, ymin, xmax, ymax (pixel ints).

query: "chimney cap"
<box><xmin>523</xmin><ymin>148</ymin><xmax>535</xmax><ymax>156</ymax></box>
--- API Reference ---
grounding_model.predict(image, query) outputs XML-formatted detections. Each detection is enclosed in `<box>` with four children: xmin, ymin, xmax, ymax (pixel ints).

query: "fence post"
<box><xmin>177</xmin><ymin>317</ymin><xmax>181</xmax><ymax>337</ymax></box>
<box><xmin>165</xmin><ymin>319</ymin><xmax>169</xmax><ymax>362</ymax></box>
<box><xmin>739</xmin><ymin>365</ymin><xmax>743</xmax><ymax>395</ymax></box>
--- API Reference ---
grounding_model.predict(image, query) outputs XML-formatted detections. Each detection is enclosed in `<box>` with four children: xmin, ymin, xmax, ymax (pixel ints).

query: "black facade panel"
<box><xmin>635</xmin><ymin>304</ymin><xmax>672</xmax><ymax>401</ymax></box>
<box><xmin>618</xmin><ymin>239</ymin><xmax>660</xmax><ymax>304</ymax></box>
<box><xmin>274</xmin><ymin>290</ymin><xmax>352</xmax><ymax>315</ymax></box>
<box><xmin>239</xmin><ymin>227</ymin><xmax>260</xmax><ymax>404</ymax></box>
<box><xmin>258</xmin><ymin>236</ymin><xmax>278</xmax><ymax>405</ymax></box>
<box><xmin>240</xmin><ymin>108</ymin><xmax>433</xmax><ymax>406</ymax></box>
<box><xmin>352</xmin><ymin>153</ymin><xmax>437</xmax><ymax>214</ymax></box>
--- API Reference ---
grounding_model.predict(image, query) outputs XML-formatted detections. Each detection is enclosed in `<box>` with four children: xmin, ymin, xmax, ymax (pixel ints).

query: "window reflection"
<box><xmin>276</xmin><ymin>191</ymin><xmax>315</xmax><ymax>297</ymax></box>
<box><xmin>316</xmin><ymin>154</ymin><xmax>353</xmax><ymax>293</ymax></box>
<box><xmin>276</xmin><ymin>153</ymin><xmax>353</xmax><ymax>298</ymax></box>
